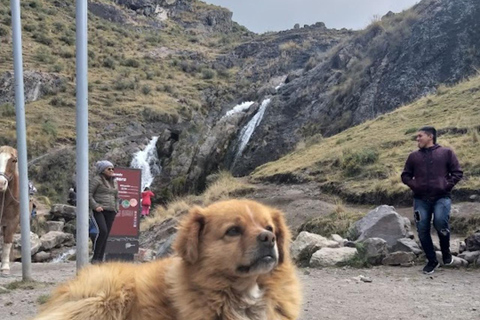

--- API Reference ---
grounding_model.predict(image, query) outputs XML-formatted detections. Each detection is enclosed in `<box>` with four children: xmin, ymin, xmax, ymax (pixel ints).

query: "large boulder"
<box><xmin>361</xmin><ymin>238</ymin><xmax>388</xmax><ymax>265</ymax></box>
<box><xmin>40</xmin><ymin>231</ymin><xmax>73</xmax><ymax>250</ymax></box>
<box><xmin>32</xmin><ymin>251</ymin><xmax>52</xmax><ymax>263</ymax></box>
<box><xmin>351</xmin><ymin>205</ymin><xmax>408</xmax><ymax>247</ymax></box>
<box><xmin>465</xmin><ymin>232</ymin><xmax>480</xmax><ymax>252</ymax></box>
<box><xmin>309</xmin><ymin>247</ymin><xmax>358</xmax><ymax>267</ymax></box>
<box><xmin>391</xmin><ymin>238</ymin><xmax>423</xmax><ymax>255</ymax></box>
<box><xmin>291</xmin><ymin>231</ymin><xmax>340</xmax><ymax>266</ymax></box>
<box><xmin>50</xmin><ymin>204</ymin><xmax>76</xmax><ymax>222</ymax></box>
<box><xmin>11</xmin><ymin>232</ymin><xmax>42</xmax><ymax>260</ymax></box>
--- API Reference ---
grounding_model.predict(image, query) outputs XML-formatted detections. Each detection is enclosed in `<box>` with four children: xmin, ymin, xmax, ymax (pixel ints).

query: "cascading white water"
<box><xmin>130</xmin><ymin>136</ymin><xmax>161</xmax><ymax>190</ymax></box>
<box><xmin>233</xmin><ymin>98</ymin><xmax>272</xmax><ymax>162</ymax></box>
<box><xmin>51</xmin><ymin>248</ymin><xmax>76</xmax><ymax>263</ymax></box>
<box><xmin>222</xmin><ymin>101</ymin><xmax>255</xmax><ymax>120</ymax></box>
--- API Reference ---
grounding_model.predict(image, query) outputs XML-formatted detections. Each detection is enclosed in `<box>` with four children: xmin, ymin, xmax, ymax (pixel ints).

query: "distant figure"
<box><xmin>67</xmin><ymin>187</ymin><xmax>77</xmax><ymax>206</ymax></box>
<box><xmin>89</xmin><ymin>160</ymin><xmax>118</xmax><ymax>264</ymax></box>
<box><xmin>141</xmin><ymin>187</ymin><xmax>155</xmax><ymax>217</ymax></box>
<box><xmin>401</xmin><ymin>126</ymin><xmax>463</xmax><ymax>274</ymax></box>
<box><xmin>29</xmin><ymin>180</ymin><xmax>37</xmax><ymax>218</ymax></box>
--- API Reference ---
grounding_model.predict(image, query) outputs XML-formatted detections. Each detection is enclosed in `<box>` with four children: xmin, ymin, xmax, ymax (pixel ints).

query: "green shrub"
<box><xmin>103</xmin><ymin>57</ymin><xmax>115</xmax><ymax>69</ymax></box>
<box><xmin>33</xmin><ymin>32</ymin><xmax>53</xmax><ymax>46</ymax></box>
<box><xmin>122</xmin><ymin>58</ymin><xmax>140</xmax><ymax>68</ymax></box>
<box><xmin>141</xmin><ymin>85</ymin><xmax>151</xmax><ymax>95</ymax></box>
<box><xmin>341</xmin><ymin>148</ymin><xmax>379</xmax><ymax>177</ymax></box>
<box><xmin>23</xmin><ymin>24</ymin><xmax>36</xmax><ymax>32</ymax></box>
<box><xmin>202</xmin><ymin>68</ymin><xmax>216</xmax><ymax>79</ymax></box>
<box><xmin>0</xmin><ymin>103</ymin><xmax>15</xmax><ymax>117</ymax></box>
<box><xmin>41</xmin><ymin>121</ymin><xmax>58</xmax><ymax>138</ymax></box>
<box><xmin>0</xmin><ymin>26</ymin><xmax>9</xmax><ymax>37</ymax></box>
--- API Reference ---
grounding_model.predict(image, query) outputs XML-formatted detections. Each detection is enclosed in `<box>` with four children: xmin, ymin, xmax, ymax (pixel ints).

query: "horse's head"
<box><xmin>0</xmin><ymin>146</ymin><xmax>18</xmax><ymax>192</ymax></box>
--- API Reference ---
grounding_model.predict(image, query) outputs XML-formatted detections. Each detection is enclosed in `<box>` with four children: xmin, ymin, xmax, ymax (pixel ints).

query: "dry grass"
<box><xmin>252</xmin><ymin>75</ymin><xmax>480</xmax><ymax>203</ymax></box>
<box><xmin>140</xmin><ymin>171</ymin><xmax>255</xmax><ymax>231</ymax></box>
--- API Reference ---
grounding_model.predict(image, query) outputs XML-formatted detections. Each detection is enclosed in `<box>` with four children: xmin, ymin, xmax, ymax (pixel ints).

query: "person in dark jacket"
<box><xmin>401</xmin><ymin>126</ymin><xmax>463</xmax><ymax>274</ymax></box>
<box><xmin>89</xmin><ymin>160</ymin><xmax>119</xmax><ymax>264</ymax></box>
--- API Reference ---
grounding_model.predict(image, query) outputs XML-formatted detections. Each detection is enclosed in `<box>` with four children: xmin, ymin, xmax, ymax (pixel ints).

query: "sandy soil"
<box><xmin>1</xmin><ymin>261</ymin><xmax>479</xmax><ymax>320</ymax></box>
<box><xmin>1</xmin><ymin>182</ymin><xmax>478</xmax><ymax>320</ymax></box>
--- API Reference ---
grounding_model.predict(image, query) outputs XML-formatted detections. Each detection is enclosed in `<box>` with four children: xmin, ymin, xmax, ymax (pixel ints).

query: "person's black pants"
<box><xmin>91</xmin><ymin>210</ymin><xmax>116</xmax><ymax>263</ymax></box>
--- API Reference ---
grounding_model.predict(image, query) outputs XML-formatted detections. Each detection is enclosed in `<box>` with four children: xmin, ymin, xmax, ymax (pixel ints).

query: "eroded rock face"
<box><xmin>233</xmin><ymin>0</ymin><xmax>480</xmax><ymax>176</ymax></box>
<box><xmin>0</xmin><ymin>71</ymin><xmax>65</xmax><ymax>105</ymax></box>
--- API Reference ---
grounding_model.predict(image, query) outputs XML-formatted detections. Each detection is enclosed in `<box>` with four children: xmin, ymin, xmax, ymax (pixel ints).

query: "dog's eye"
<box><xmin>265</xmin><ymin>225</ymin><xmax>273</xmax><ymax>232</ymax></box>
<box><xmin>225</xmin><ymin>226</ymin><xmax>242</xmax><ymax>237</ymax></box>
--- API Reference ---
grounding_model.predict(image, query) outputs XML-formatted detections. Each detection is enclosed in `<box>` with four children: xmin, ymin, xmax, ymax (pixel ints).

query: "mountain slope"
<box><xmin>233</xmin><ymin>0</ymin><xmax>480</xmax><ymax>176</ymax></box>
<box><xmin>251</xmin><ymin>75</ymin><xmax>480</xmax><ymax>205</ymax></box>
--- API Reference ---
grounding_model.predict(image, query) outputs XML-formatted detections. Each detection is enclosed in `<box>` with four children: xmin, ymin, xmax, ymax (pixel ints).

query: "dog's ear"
<box><xmin>271</xmin><ymin>209</ymin><xmax>291</xmax><ymax>264</ymax></box>
<box><xmin>174</xmin><ymin>206</ymin><xmax>205</xmax><ymax>264</ymax></box>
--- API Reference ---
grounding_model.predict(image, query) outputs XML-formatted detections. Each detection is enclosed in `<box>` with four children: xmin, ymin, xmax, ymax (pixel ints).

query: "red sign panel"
<box><xmin>110</xmin><ymin>168</ymin><xmax>141</xmax><ymax>237</ymax></box>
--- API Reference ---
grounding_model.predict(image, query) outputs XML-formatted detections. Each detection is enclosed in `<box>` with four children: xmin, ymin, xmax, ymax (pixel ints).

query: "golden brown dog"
<box><xmin>34</xmin><ymin>199</ymin><xmax>301</xmax><ymax>320</ymax></box>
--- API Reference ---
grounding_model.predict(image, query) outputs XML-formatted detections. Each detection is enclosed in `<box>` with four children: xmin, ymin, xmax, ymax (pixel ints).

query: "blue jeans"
<box><xmin>414</xmin><ymin>197</ymin><xmax>451</xmax><ymax>263</ymax></box>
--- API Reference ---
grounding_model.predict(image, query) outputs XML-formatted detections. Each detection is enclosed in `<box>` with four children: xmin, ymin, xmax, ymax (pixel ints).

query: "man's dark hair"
<box><xmin>419</xmin><ymin>126</ymin><xmax>437</xmax><ymax>144</ymax></box>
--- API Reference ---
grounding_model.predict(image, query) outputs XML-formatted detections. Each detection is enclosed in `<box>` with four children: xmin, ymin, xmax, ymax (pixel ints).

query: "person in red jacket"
<box><xmin>401</xmin><ymin>126</ymin><xmax>463</xmax><ymax>274</ymax></box>
<box><xmin>141</xmin><ymin>187</ymin><xmax>155</xmax><ymax>217</ymax></box>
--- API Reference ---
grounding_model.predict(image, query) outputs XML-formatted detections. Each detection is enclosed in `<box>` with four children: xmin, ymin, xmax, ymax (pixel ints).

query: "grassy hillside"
<box><xmin>252</xmin><ymin>75</ymin><xmax>480</xmax><ymax>205</ymax></box>
<box><xmin>0</xmin><ymin>0</ymin><xmax>248</xmax><ymax>156</ymax></box>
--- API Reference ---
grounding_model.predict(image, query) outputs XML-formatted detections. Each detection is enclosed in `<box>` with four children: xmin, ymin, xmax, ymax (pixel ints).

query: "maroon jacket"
<box><xmin>401</xmin><ymin>144</ymin><xmax>463</xmax><ymax>200</ymax></box>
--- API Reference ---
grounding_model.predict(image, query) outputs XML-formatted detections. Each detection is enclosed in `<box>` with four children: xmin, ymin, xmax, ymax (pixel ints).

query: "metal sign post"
<box><xmin>75</xmin><ymin>0</ymin><xmax>89</xmax><ymax>271</ymax></box>
<box><xmin>10</xmin><ymin>0</ymin><xmax>32</xmax><ymax>281</ymax></box>
<box><xmin>105</xmin><ymin>168</ymin><xmax>142</xmax><ymax>261</ymax></box>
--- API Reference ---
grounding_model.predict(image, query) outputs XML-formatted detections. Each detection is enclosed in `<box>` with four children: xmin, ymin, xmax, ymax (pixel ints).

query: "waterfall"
<box><xmin>222</xmin><ymin>101</ymin><xmax>255</xmax><ymax>120</ymax></box>
<box><xmin>130</xmin><ymin>136</ymin><xmax>161</xmax><ymax>190</ymax></box>
<box><xmin>51</xmin><ymin>248</ymin><xmax>76</xmax><ymax>263</ymax></box>
<box><xmin>233</xmin><ymin>98</ymin><xmax>271</xmax><ymax>163</ymax></box>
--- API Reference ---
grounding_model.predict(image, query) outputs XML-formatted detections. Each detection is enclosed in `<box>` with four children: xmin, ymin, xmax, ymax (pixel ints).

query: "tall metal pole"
<box><xmin>10</xmin><ymin>0</ymin><xmax>32</xmax><ymax>281</ymax></box>
<box><xmin>75</xmin><ymin>0</ymin><xmax>89</xmax><ymax>271</ymax></box>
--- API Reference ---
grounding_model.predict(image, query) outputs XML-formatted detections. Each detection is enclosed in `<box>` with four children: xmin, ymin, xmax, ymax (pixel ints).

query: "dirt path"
<box><xmin>0</xmin><ymin>182</ymin><xmax>479</xmax><ymax>320</ymax></box>
<box><xmin>1</xmin><ymin>261</ymin><xmax>479</xmax><ymax>320</ymax></box>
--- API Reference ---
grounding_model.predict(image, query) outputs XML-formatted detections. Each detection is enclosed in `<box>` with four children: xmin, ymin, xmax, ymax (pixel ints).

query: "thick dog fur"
<box><xmin>34</xmin><ymin>199</ymin><xmax>301</xmax><ymax>320</ymax></box>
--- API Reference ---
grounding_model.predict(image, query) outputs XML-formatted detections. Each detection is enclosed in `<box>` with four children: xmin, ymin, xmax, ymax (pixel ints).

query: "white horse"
<box><xmin>0</xmin><ymin>146</ymin><xmax>20</xmax><ymax>275</ymax></box>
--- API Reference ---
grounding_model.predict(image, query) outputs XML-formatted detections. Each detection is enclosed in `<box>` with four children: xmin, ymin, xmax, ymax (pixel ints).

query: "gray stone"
<box><xmin>156</xmin><ymin>234</ymin><xmax>176</xmax><ymax>259</ymax></box>
<box><xmin>309</xmin><ymin>247</ymin><xmax>358</xmax><ymax>267</ymax></box>
<box><xmin>46</xmin><ymin>221</ymin><xmax>65</xmax><ymax>232</ymax></box>
<box><xmin>40</xmin><ymin>231</ymin><xmax>73</xmax><ymax>251</ymax></box>
<box><xmin>351</xmin><ymin>205</ymin><xmax>408</xmax><ymax>247</ymax></box>
<box><xmin>32</xmin><ymin>251</ymin><xmax>52</xmax><ymax>263</ymax></box>
<box><xmin>458</xmin><ymin>251</ymin><xmax>480</xmax><ymax>264</ymax></box>
<box><xmin>465</xmin><ymin>232</ymin><xmax>480</xmax><ymax>251</ymax></box>
<box><xmin>392</xmin><ymin>238</ymin><xmax>423</xmax><ymax>255</ymax></box>
<box><xmin>361</xmin><ymin>238</ymin><xmax>388</xmax><ymax>265</ymax></box>
<box><xmin>291</xmin><ymin>231</ymin><xmax>340</xmax><ymax>265</ymax></box>
<box><xmin>382</xmin><ymin>252</ymin><xmax>416</xmax><ymax>266</ymax></box>
<box><xmin>11</xmin><ymin>232</ymin><xmax>42</xmax><ymax>260</ymax></box>
<box><xmin>136</xmin><ymin>248</ymin><xmax>155</xmax><ymax>262</ymax></box>
<box><xmin>330</xmin><ymin>234</ymin><xmax>346</xmax><ymax>246</ymax></box>
<box><xmin>459</xmin><ymin>241</ymin><xmax>467</xmax><ymax>254</ymax></box>
<box><xmin>435</xmin><ymin>252</ymin><xmax>468</xmax><ymax>267</ymax></box>
<box><xmin>50</xmin><ymin>204</ymin><xmax>76</xmax><ymax>222</ymax></box>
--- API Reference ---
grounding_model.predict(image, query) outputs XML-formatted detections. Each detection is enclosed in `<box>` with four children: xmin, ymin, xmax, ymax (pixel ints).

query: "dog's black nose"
<box><xmin>257</xmin><ymin>231</ymin><xmax>275</xmax><ymax>247</ymax></box>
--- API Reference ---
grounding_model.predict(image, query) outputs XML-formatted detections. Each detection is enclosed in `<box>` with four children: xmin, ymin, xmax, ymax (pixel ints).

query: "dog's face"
<box><xmin>174</xmin><ymin>199</ymin><xmax>290</xmax><ymax>278</ymax></box>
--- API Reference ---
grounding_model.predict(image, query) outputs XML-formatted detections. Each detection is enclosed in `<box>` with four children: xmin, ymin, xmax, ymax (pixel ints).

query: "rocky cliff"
<box><xmin>231</xmin><ymin>0</ymin><xmax>480</xmax><ymax>175</ymax></box>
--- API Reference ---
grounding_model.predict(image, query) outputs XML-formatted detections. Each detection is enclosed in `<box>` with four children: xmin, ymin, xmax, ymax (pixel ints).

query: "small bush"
<box><xmin>23</xmin><ymin>24</ymin><xmax>36</xmax><ymax>32</ymax></box>
<box><xmin>41</xmin><ymin>121</ymin><xmax>58</xmax><ymax>138</ymax></box>
<box><xmin>341</xmin><ymin>148</ymin><xmax>379</xmax><ymax>177</ymax></box>
<box><xmin>404</xmin><ymin>127</ymin><xmax>417</xmax><ymax>135</ymax></box>
<box><xmin>33</xmin><ymin>32</ymin><xmax>53</xmax><ymax>46</ymax></box>
<box><xmin>49</xmin><ymin>63</ymin><xmax>64</xmax><ymax>73</ymax></box>
<box><xmin>0</xmin><ymin>26</ymin><xmax>9</xmax><ymax>37</ymax></box>
<box><xmin>122</xmin><ymin>58</ymin><xmax>140</xmax><ymax>68</ymax></box>
<box><xmin>103</xmin><ymin>57</ymin><xmax>115</xmax><ymax>69</ymax></box>
<box><xmin>141</xmin><ymin>85</ymin><xmax>151</xmax><ymax>95</ymax></box>
<box><xmin>0</xmin><ymin>103</ymin><xmax>15</xmax><ymax>117</ymax></box>
<box><xmin>59</xmin><ymin>34</ymin><xmax>75</xmax><ymax>46</ymax></box>
<box><xmin>36</xmin><ymin>294</ymin><xmax>50</xmax><ymax>305</ymax></box>
<box><xmin>202</xmin><ymin>68</ymin><xmax>216</xmax><ymax>80</ymax></box>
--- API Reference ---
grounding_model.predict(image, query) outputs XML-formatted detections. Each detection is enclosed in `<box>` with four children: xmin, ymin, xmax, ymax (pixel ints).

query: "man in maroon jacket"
<box><xmin>401</xmin><ymin>126</ymin><xmax>463</xmax><ymax>274</ymax></box>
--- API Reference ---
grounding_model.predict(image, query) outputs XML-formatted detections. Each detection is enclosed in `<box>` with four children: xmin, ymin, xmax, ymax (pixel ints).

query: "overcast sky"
<box><xmin>203</xmin><ymin>0</ymin><xmax>420</xmax><ymax>33</ymax></box>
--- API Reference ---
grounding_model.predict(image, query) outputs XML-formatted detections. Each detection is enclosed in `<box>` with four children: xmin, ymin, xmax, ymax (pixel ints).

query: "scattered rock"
<box><xmin>40</xmin><ymin>231</ymin><xmax>73</xmax><ymax>251</ymax></box>
<box><xmin>309</xmin><ymin>247</ymin><xmax>358</xmax><ymax>267</ymax></box>
<box><xmin>361</xmin><ymin>238</ymin><xmax>388</xmax><ymax>265</ymax></box>
<box><xmin>11</xmin><ymin>232</ymin><xmax>42</xmax><ymax>260</ymax></box>
<box><xmin>46</xmin><ymin>221</ymin><xmax>65</xmax><ymax>232</ymax></box>
<box><xmin>391</xmin><ymin>238</ymin><xmax>423</xmax><ymax>255</ymax></box>
<box><xmin>351</xmin><ymin>206</ymin><xmax>408</xmax><ymax>247</ymax></box>
<box><xmin>32</xmin><ymin>251</ymin><xmax>52</xmax><ymax>263</ymax></box>
<box><xmin>330</xmin><ymin>234</ymin><xmax>346</xmax><ymax>246</ymax></box>
<box><xmin>435</xmin><ymin>251</ymin><xmax>468</xmax><ymax>267</ymax></box>
<box><xmin>458</xmin><ymin>251</ymin><xmax>480</xmax><ymax>264</ymax></box>
<box><xmin>465</xmin><ymin>232</ymin><xmax>480</xmax><ymax>252</ymax></box>
<box><xmin>291</xmin><ymin>231</ymin><xmax>341</xmax><ymax>266</ymax></box>
<box><xmin>50</xmin><ymin>204</ymin><xmax>76</xmax><ymax>222</ymax></box>
<box><xmin>382</xmin><ymin>252</ymin><xmax>416</xmax><ymax>266</ymax></box>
